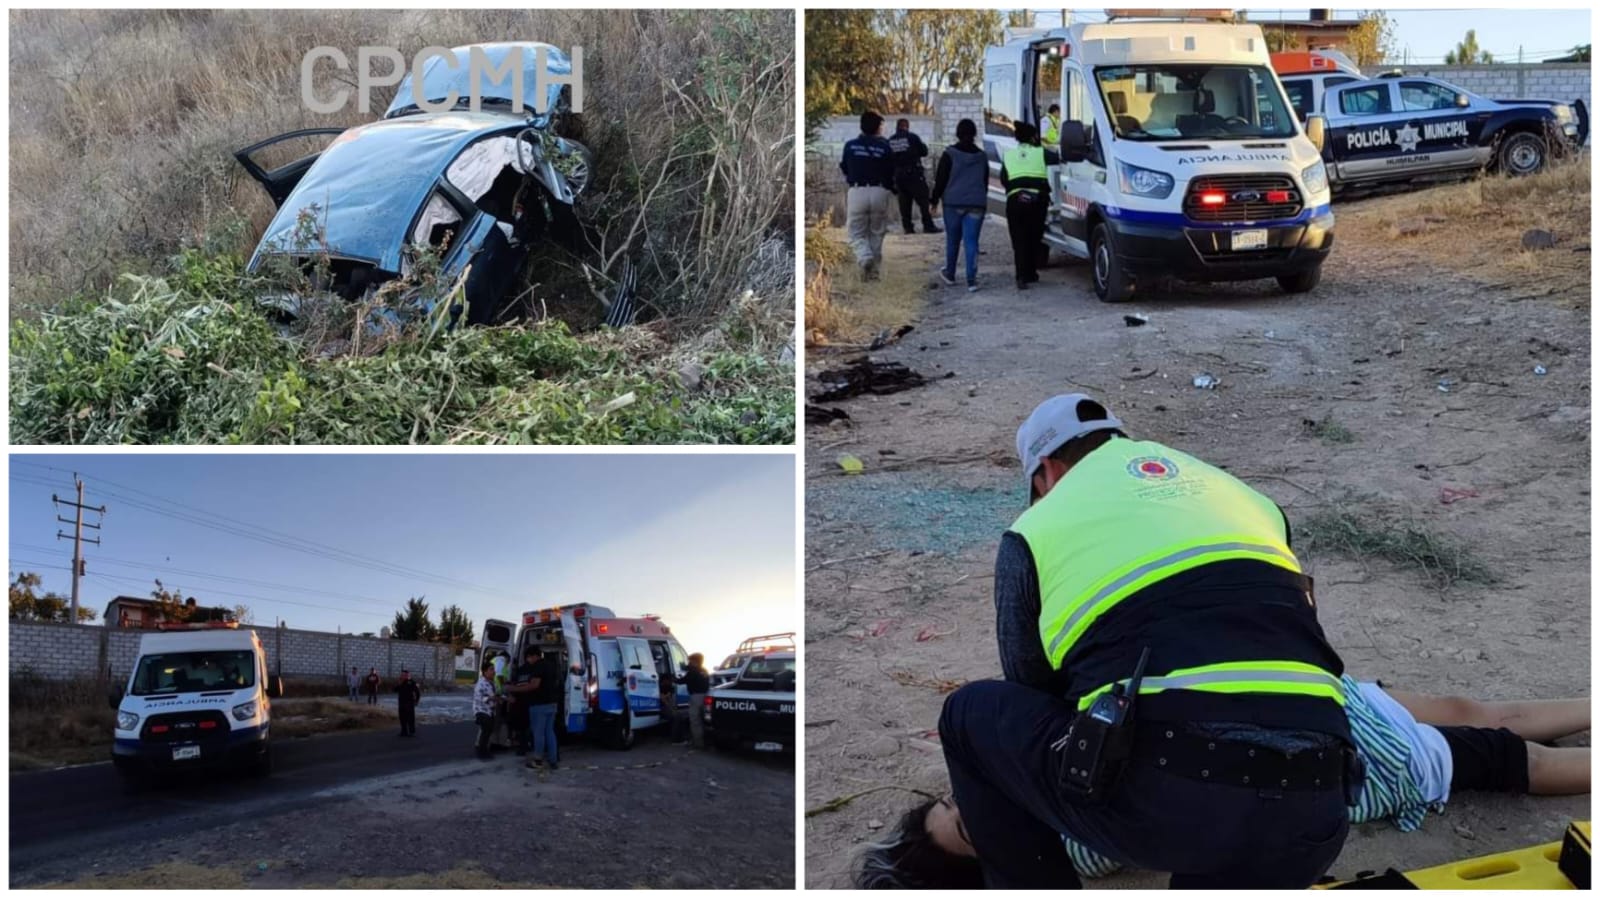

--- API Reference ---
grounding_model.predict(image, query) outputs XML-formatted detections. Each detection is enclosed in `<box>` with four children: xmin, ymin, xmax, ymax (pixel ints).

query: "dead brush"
<box><xmin>1297</xmin><ymin>497</ymin><xmax>1497</xmax><ymax>589</ymax></box>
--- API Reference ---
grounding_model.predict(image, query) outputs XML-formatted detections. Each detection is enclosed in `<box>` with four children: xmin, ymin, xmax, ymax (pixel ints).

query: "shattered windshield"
<box><xmin>1096</xmin><ymin>64</ymin><xmax>1296</xmax><ymax>141</ymax></box>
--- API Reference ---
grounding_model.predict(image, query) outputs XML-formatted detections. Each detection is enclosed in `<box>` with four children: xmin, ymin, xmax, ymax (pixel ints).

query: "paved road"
<box><xmin>10</xmin><ymin>722</ymin><xmax>477</xmax><ymax>867</ymax></box>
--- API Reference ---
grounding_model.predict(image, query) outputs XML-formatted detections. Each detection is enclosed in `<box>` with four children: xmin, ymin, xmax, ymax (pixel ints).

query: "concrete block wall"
<box><xmin>8</xmin><ymin>621</ymin><xmax>455</xmax><ymax>688</ymax></box>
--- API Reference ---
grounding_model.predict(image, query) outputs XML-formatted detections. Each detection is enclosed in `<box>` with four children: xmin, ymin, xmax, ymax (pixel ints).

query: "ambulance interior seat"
<box><xmin>1177</xmin><ymin>88</ymin><xmax>1228</xmax><ymax>136</ymax></box>
<box><xmin>1107</xmin><ymin>90</ymin><xmax>1141</xmax><ymax>134</ymax></box>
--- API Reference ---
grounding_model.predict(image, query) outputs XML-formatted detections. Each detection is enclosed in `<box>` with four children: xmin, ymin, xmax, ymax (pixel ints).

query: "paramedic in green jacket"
<box><xmin>859</xmin><ymin>393</ymin><xmax>1359</xmax><ymax>890</ymax></box>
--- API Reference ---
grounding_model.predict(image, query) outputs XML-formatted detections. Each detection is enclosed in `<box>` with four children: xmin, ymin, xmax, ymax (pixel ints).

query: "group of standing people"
<box><xmin>473</xmin><ymin>648</ymin><xmax>564</xmax><ymax>768</ymax></box>
<box><xmin>347</xmin><ymin>665</ymin><xmax>424</xmax><ymax>736</ymax></box>
<box><xmin>839</xmin><ymin>111</ymin><xmax>1055</xmax><ymax>294</ymax></box>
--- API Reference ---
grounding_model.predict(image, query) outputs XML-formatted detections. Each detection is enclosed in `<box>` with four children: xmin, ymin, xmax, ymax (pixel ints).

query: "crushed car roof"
<box><xmin>251</xmin><ymin>111</ymin><xmax>524</xmax><ymax>273</ymax></box>
<box><xmin>385</xmin><ymin>42</ymin><xmax>572</xmax><ymax>122</ymax></box>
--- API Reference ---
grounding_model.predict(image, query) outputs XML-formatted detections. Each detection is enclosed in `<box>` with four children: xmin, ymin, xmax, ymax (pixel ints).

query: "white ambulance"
<box><xmin>479</xmin><ymin>603</ymin><xmax>691</xmax><ymax>750</ymax></box>
<box><xmin>981</xmin><ymin>17</ymin><xmax>1334</xmax><ymax>302</ymax></box>
<box><xmin>109</xmin><ymin>625</ymin><xmax>282</xmax><ymax>782</ymax></box>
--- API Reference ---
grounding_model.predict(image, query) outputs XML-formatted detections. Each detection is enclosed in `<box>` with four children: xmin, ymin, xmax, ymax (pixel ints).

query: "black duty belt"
<box><xmin>1133</xmin><ymin>726</ymin><xmax>1347</xmax><ymax>792</ymax></box>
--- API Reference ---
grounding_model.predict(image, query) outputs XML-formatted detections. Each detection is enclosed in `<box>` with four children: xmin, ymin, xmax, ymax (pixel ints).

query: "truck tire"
<box><xmin>249</xmin><ymin>745</ymin><xmax>273</xmax><ymax>778</ymax></box>
<box><xmin>1090</xmin><ymin>223</ymin><xmax>1133</xmax><ymax>303</ymax></box>
<box><xmin>1277</xmin><ymin>265</ymin><xmax>1322</xmax><ymax>294</ymax></box>
<box><xmin>1498</xmin><ymin>131</ymin><xmax>1547</xmax><ymax>177</ymax></box>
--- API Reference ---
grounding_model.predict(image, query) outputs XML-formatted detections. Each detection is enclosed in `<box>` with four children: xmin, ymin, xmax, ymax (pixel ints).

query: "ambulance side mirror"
<box><xmin>1060</xmin><ymin>121</ymin><xmax>1088</xmax><ymax>163</ymax></box>
<box><xmin>1304</xmin><ymin>114</ymin><xmax>1327</xmax><ymax>153</ymax></box>
<box><xmin>266</xmin><ymin>676</ymin><xmax>284</xmax><ymax>698</ymax></box>
<box><xmin>108</xmin><ymin>685</ymin><xmax>124</xmax><ymax>709</ymax></box>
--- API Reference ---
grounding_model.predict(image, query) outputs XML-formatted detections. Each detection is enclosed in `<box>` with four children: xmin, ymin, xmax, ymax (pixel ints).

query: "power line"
<box><xmin>11</xmin><ymin>462</ymin><xmax>519</xmax><ymax>601</ymax></box>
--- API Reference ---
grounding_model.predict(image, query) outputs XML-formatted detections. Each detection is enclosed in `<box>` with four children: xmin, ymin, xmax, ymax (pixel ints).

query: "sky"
<box><xmin>8</xmin><ymin>454</ymin><xmax>796</xmax><ymax>662</ymax></box>
<box><xmin>1025</xmin><ymin>8</ymin><xmax>1592</xmax><ymax>63</ymax></box>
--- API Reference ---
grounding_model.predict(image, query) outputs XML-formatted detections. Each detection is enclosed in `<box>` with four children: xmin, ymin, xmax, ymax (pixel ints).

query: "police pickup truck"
<box><xmin>1299</xmin><ymin>74</ymin><xmax>1585</xmax><ymax>188</ymax></box>
<box><xmin>704</xmin><ymin>650</ymin><xmax>795</xmax><ymax>754</ymax></box>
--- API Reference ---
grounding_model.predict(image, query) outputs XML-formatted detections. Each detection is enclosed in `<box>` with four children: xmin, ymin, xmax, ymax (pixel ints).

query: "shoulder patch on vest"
<box><xmin>1127</xmin><ymin>456</ymin><xmax>1180</xmax><ymax>480</ymax></box>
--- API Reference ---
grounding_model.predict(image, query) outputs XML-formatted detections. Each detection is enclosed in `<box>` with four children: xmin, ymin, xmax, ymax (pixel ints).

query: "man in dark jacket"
<box><xmin>889</xmin><ymin>119</ymin><xmax>940</xmax><ymax>235</ymax></box>
<box><xmin>508</xmin><ymin>649</ymin><xmax>540</xmax><ymax>754</ymax></box>
<box><xmin>839</xmin><ymin>111</ymin><xmax>896</xmax><ymax>279</ymax></box>
<box><xmin>683</xmin><ymin>653</ymin><xmax>712</xmax><ymax>749</ymax></box>
<box><xmin>364</xmin><ymin>668</ymin><xmax>381</xmax><ymax>705</ymax></box>
<box><xmin>395</xmin><ymin>668</ymin><xmax>422</xmax><ymax>737</ymax></box>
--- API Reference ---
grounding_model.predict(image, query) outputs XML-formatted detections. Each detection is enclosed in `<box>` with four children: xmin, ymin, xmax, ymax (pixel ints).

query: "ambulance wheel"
<box><xmin>248</xmin><ymin>746</ymin><xmax>273</xmax><ymax>778</ymax></box>
<box><xmin>1277</xmin><ymin>265</ymin><xmax>1322</xmax><ymax>294</ymax></box>
<box><xmin>1498</xmin><ymin>131</ymin><xmax>1547</xmax><ymax>176</ymax></box>
<box><xmin>1090</xmin><ymin>224</ymin><xmax>1133</xmax><ymax>303</ymax></box>
<box><xmin>606</xmin><ymin>721</ymin><xmax>635</xmax><ymax>751</ymax></box>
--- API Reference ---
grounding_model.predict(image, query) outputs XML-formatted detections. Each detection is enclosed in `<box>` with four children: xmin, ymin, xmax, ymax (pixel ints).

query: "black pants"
<box><xmin>1005</xmin><ymin>193</ymin><xmax>1048</xmax><ymax>285</ymax></box>
<box><xmin>896</xmin><ymin>171</ymin><xmax>937</xmax><ymax>232</ymax></box>
<box><xmin>474</xmin><ymin>712</ymin><xmax>494</xmax><ymax>756</ymax></box>
<box><xmin>399</xmin><ymin>704</ymin><xmax>416</xmax><ymax>736</ymax></box>
<box><xmin>940</xmin><ymin>680</ymin><xmax>1349</xmax><ymax>889</ymax></box>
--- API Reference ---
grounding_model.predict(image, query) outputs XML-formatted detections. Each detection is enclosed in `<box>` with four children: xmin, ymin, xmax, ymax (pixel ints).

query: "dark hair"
<box><xmin>955</xmin><ymin>119</ymin><xmax>977</xmax><ymax>142</ymax></box>
<box><xmin>527</xmin><ymin>646</ymin><xmax>543</xmax><ymax>658</ymax></box>
<box><xmin>856</xmin><ymin>800</ymin><xmax>984</xmax><ymax>889</ymax></box>
<box><xmin>1013</xmin><ymin>121</ymin><xmax>1038</xmax><ymax>143</ymax></box>
<box><xmin>862</xmin><ymin>111</ymin><xmax>885</xmax><ymax>135</ymax></box>
<box><xmin>896</xmin><ymin>118</ymin><xmax>910</xmax><ymax>130</ymax></box>
<box><xmin>481</xmin><ymin>661</ymin><xmax>495</xmax><ymax>674</ymax></box>
<box><xmin>688</xmin><ymin>652</ymin><xmax>704</xmax><ymax>666</ymax></box>
<box><xmin>1049</xmin><ymin>103</ymin><xmax>1061</xmax><ymax>114</ymax></box>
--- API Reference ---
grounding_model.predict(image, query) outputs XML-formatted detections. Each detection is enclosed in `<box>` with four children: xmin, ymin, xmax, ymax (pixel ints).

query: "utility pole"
<box><xmin>53</xmin><ymin>474</ymin><xmax>106</xmax><ymax>625</ymax></box>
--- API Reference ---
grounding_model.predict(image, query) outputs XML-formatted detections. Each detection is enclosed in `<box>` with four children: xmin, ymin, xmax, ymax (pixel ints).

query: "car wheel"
<box><xmin>714</xmin><ymin>734</ymin><xmax>737</xmax><ymax>753</ymax></box>
<box><xmin>1090</xmin><ymin>224</ymin><xmax>1133</xmax><ymax>303</ymax></box>
<box><xmin>1498</xmin><ymin>132</ymin><xmax>1547</xmax><ymax>177</ymax></box>
<box><xmin>248</xmin><ymin>745</ymin><xmax>273</xmax><ymax>778</ymax></box>
<box><xmin>1277</xmin><ymin>266</ymin><xmax>1322</xmax><ymax>294</ymax></box>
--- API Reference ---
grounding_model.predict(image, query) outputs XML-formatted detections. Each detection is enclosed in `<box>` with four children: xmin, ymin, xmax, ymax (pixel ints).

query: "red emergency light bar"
<box><xmin>596</xmin><ymin>623</ymin><xmax>609</xmax><ymax>634</ymax></box>
<box><xmin>1265</xmin><ymin>190</ymin><xmax>1291</xmax><ymax>203</ymax></box>
<box><xmin>1200</xmin><ymin>192</ymin><xmax>1226</xmax><ymax>205</ymax></box>
<box><xmin>198</xmin><ymin>720</ymin><xmax>217</xmax><ymax>730</ymax></box>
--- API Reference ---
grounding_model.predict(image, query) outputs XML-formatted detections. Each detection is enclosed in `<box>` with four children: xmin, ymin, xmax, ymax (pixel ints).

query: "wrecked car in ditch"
<box><xmin>235</xmin><ymin>42</ymin><xmax>601</xmax><ymax>327</ymax></box>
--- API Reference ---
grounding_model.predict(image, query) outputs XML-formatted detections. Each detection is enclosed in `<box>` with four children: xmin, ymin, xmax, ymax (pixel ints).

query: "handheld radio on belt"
<box><xmin>1055</xmin><ymin>646</ymin><xmax>1151</xmax><ymax>804</ymax></box>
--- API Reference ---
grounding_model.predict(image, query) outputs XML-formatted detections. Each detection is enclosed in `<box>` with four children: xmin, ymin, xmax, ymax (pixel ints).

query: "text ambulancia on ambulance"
<box><xmin>982</xmin><ymin>16</ymin><xmax>1334</xmax><ymax>303</ymax></box>
<box><xmin>111</xmin><ymin>626</ymin><xmax>283</xmax><ymax>782</ymax></box>
<box><xmin>478</xmin><ymin>603</ymin><xmax>691</xmax><ymax>750</ymax></box>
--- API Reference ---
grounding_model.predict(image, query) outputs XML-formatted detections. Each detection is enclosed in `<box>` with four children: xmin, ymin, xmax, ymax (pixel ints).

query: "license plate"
<box><xmin>754</xmin><ymin>741</ymin><xmax>783</xmax><ymax>752</ymax></box>
<box><xmin>1231</xmin><ymin>229</ymin><xmax>1268</xmax><ymax>251</ymax></box>
<box><xmin>171</xmin><ymin>745</ymin><xmax>200</xmax><ymax>761</ymax></box>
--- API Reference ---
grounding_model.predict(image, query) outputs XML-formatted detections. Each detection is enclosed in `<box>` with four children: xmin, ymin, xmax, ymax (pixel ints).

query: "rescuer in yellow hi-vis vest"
<box><xmin>856</xmin><ymin>394</ymin><xmax>1361</xmax><ymax>891</ymax></box>
<box><xmin>999</xmin><ymin>122</ymin><xmax>1050</xmax><ymax>290</ymax></box>
<box><xmin>1041</xmin><ymin>103</ymin><xmax>1062</xmax><ymax>146</ymax></box>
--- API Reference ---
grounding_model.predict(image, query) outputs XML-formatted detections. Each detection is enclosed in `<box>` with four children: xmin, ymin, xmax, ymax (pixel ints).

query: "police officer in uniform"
<box><xmin>1000</xmin><ymin>122</ymin><xmax>1050</xmax><ymax>290</ymax></box>
<box><xmin>871</xmin><ymin>394</ymin><xmax>1358</xmax><ymax>888</ymax></box>
<box><xmin>888</xmin><ymin>119</ymin><xmax>940</xmax><ymax>235</ymax></box>
<box><xmin>839</xmin><ymin>111</ymin><xmax>896</xmax><ymax>280</ymax></box>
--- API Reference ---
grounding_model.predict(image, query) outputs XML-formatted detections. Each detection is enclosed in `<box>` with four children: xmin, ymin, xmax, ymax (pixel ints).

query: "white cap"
<box><xmin>1016</xmin><ymin>394</ymin><xmax>1124</xmax><ymax>489</ymax></box>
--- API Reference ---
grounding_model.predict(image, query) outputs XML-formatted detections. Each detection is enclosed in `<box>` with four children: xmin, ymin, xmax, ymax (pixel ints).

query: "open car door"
<box><xmin>233</xmin><ymin>127</ymin><xmax>345</xmax><ymax>207</ymax></box>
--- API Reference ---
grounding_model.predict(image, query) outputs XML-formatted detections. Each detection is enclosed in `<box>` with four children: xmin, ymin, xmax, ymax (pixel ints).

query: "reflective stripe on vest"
<box><xmin>1003</xmin><ymin>145</ymin><xmax>1048</xmax><ymax>197</ymax></box>
<box><xmin>1010</xmin><ymin>439</ymin><xmax>1301</xmax><ymax>669</ymax></box>
<box><xmin>1075</xmin><ymin>660</ymin><xmax>1346</xmax><ymax>711</ymax></box>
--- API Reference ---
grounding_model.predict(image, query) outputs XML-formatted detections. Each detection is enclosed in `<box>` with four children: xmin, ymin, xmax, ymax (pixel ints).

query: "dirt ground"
<box><xmin>17</xmin><ymin>736</ymin><xmax>793</xmax><ymax>889</ymax></box>
<box><xmin>803</xmin><ymin>173</ymin><xmax>1590</xmax><ymax>887</ymax></box>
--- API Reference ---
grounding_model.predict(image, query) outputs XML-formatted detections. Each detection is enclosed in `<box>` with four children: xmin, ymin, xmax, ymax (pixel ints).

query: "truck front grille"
<box><xmin>1184</xmin><ymin>174</ymin><xmax>1303</xmax><ymax>223</ymax></box>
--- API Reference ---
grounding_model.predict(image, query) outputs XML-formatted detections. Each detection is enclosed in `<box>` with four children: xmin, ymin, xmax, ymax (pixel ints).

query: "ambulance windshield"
<box><xmin>131</xmin><ymin>650</ymin><xmax>256</xmax><ymax>695</ymax></box>
<box><xmin>1096</xmin><ymin>64</ymin><xmax>1296</xmax><ymax>141</ymax></box>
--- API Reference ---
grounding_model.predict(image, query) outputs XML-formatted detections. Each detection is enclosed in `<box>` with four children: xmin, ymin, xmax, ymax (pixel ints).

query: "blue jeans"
<box><xmin>529</xmin><ymin>703</ymin><xmax>559</xmax><ymax>764</ymax></box>
<box><xmin>942</xmin><ymin>205</ymin><xmax>985</xmax><ymax>285</ymax></box>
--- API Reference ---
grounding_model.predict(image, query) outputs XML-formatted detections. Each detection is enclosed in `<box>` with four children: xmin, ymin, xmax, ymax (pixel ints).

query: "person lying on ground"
<box><xmin>1060</xmin><ymin>679</ymin><xmax>1591</xmax><ymax>877</ymax></box>
<box><xmin>857</xmin><ymin>680</ymin><xmax>1589</xmax><ymax>888</ymax></box>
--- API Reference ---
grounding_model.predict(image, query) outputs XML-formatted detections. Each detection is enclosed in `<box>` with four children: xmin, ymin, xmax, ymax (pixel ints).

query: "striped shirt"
<box><xmin>1064</xmin><ymin>676</ymin><xmax>1441</xmax><ymax>879</ymax></box>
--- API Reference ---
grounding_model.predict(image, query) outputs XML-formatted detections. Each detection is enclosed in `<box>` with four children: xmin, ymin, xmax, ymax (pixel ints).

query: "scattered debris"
<box><xmin>866</xmin><ymin>819</ymin><xmax>884</xmax><ymax>831</ymax></box>
<box><xmin>1534</xmin><ymin>365</ymin><xmax>1548</xmax><ymax>376</ymax></box>
<box><xmin>1440</xmin><ymin>486</ymin><xmax>1480</xmax><ymax>505</ymax></box>
<box><xmin>591</xmin><ymin>392</ymin><xmax>637</xmax><ymax>415</ymax></box>
<box><xmin>1192</xmin><ymin>373</ymin><xmax>1220</xmax><ymax>390</ymax></box>
<box><xmin>813</xmin><ymin>357</ymin><xmax>928</xmax><ymax>402</ymax></box>
<box><xmin>1123</xmin><ymin>314</ymin><xmax>1148</xmax><ymax>327</ymax></box>
<box><xmin>677</xmin><ymin>362</ymin><xmax>704</xmax><ymax>392</ymax></box>
<box><xmin>914</xmin><ymin>624</ymin><xmax>957</xmax><ymax>642</ymax></box>
<box><xmin>837</xmin><ymin>454</ymin><xmax>865</xmax><ymax>475</ymax></box>
<box><xmin>1521</xmin><ymin>228</ymin><xmax>1557</xmax><ymax>251</ymax></box>
<box><xmin>1437</xmin><ymin>378</ymin><xmax>1454</xmax><ymax>393</ymax></box>
<box><xmin>888</xmin><ymin>671</ymin><xmax>966</xmax><ymax>693</ymax></box>
<box><xmin>806</xmin><ymin>405</ymin><xmax>851</xmax><ymax>426</ymax></box>
<box><xmin>869</xmin><ymin>325</ymin><xmax>916</xmax><ymax>350</ymax></box>
<box><xmin>870</xmin><ymin>620</ymin><xmax>892</xmax><ymax>637</ymax></box>
<box><xmin>1393</xmin><ymin>219</ymin><xmax>1428</xmax><ymax>237</ymax></box>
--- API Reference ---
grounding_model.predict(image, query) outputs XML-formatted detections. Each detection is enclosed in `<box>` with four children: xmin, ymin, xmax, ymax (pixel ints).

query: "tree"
<box><xmin>150</xmin><ymin>579</ymin><xmax>191</xmax><ymax>624</ymax></box>
<box><xmin>1570</xmin><ymin>45</ymin><xmax>1592</xmax><ymax>63</ymax></box>
<box><xmin>231</xmin><ymin>604</ymin><xmax>253</xmax><ymax>625</ymax></box>
<box><xmin>9</xmin><ymin>572</ymin><xmax>96</xmax><ymax>623</ymax></box>
<box><xmin>391</xmin><ymin>596</ymin><xmax>435</xmax><ymax>642</ymax></box>
<box><xmin>1006</xmin><ymin>10</ymin><xmax>1035</xmax><ymax>29</ymax></box>
<box><xmin>875</xmin><ymin>10</ymin><xmax>1004</xmax><ymax>112</ymax></box>
<box><xmin>1445</xmin><ymin>30</ymin><xmax>1493</xmax><ymax>65</ymax></box>
<box><xmin>1264</xmin><ymin>29</ymin><xmax>1304</xmax><ymax>53</ymax></box>
<box><xmin>1346</xmin><ymin>10</ymin><xmax>1397</xmax><ymax>68</ymax></box>
<box><xmin>434</xmin><ymin>604</ymin><xmax>474</xmax><ymax>651</ymax></box>
<box><xmin>804</xmin><ymin>9</ymin><xmax>893</xmax><ymax>130</ymax></box>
